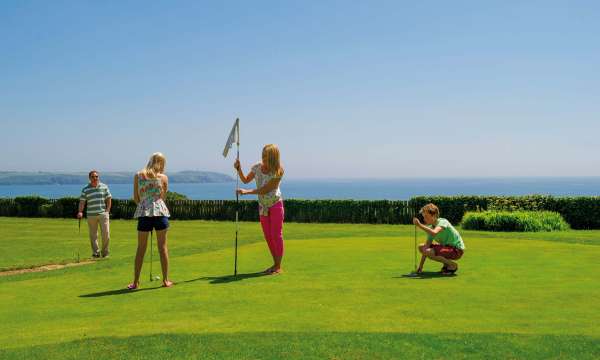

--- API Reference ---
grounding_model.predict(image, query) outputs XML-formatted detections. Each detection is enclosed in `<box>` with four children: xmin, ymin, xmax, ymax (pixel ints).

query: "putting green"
<box><xmin>1</xmin><ymin>218</ymin><xmax>599</xmax><ymax>359</ymax></box>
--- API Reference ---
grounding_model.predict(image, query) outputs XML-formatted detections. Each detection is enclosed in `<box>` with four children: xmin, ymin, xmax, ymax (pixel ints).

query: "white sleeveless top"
<box><xmin>133</xmin><ymin>174</ymin><xmax>170</xmax><ymax>218</ymax></box>
<box><xmin>251</xmin><ymin>163</ymin><xmax>282</xmax><ymax>216</ymax></box>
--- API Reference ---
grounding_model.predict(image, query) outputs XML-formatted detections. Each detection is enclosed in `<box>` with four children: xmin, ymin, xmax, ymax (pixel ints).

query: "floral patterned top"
<box><xmin>251</xmin><ymin>162</ymin><xmax>283</xmax><ymax>216</ymax></box>
<box><xmin>133</xmin><ymin>174</ymin><xmax>170</xmax><ymax>218</ymax></box>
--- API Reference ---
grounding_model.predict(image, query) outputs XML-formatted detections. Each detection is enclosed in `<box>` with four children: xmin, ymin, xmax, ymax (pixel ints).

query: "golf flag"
<box><xmin>222</xmin><ymin>118</ymin><xmax>239</xmax><ymax>158</ymax></box>
<box><xmin>222</xmin><ymin>118</ymin><xmax>241</xmax><ymax>276</ymax></box>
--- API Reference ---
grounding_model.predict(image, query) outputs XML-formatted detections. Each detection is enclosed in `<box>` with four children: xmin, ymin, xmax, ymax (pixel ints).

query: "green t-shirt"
<box><xmin>80</xmin><ymin>182</ymin><xmax>112</xmax><ymax>216</ymax></box>
<box><xmin>426</xmin><ymin>218</ymin><xmax>465</xmax><ymax>250</ymax></box>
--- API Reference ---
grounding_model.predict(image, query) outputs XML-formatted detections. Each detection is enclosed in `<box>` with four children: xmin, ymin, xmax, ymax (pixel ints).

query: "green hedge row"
<box><xmin>461</xmin><ymin>211</ymin><xmax>570</xmax><ymax>232</ymax></box>
<box><xmin>0</xmin><ymin>197</ymin><xmax>415</xmax><ymax>224</ymax></box>
<box><xmin>409</xmin><ymin>195</ymin><xmax>600</xmax><ymax>229</ymax></box>
<box><xmin>1</xmin><ymin>195</ymin><xmax>599</xmax><ymax>229</ymax></box>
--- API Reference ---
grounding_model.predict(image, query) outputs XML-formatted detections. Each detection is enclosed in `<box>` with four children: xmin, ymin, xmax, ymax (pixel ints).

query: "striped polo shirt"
<box><xmin>80</xmin><ymin>182</ymin><xmax>112</xmax><ymax>216</ymax></box>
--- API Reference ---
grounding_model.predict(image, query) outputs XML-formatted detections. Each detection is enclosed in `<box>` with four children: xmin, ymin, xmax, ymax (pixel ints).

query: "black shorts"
<box><xmin>137</xmin><ymin>216</ymin><xmax>170</xmax><ymax>232</ymax></box>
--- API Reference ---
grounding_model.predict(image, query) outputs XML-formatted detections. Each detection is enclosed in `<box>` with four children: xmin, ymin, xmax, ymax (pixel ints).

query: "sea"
<box><xmin>0</xmin><ymin>178</ymin><xmax>598</xmax><ymax>200</ymax></box>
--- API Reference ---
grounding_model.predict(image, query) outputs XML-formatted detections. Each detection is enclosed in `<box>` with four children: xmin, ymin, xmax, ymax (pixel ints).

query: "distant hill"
<box><xmin>0</xmin><ymin>171</ymin><xmax>233</xmax><ymax>185</ymax></box>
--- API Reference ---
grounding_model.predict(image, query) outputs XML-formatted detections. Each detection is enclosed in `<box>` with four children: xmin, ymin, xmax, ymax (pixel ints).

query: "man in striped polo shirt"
<box><xmin>77</xmin><ymin>170</ymin><xmax>112</xmax><ymax>258</ymax></box>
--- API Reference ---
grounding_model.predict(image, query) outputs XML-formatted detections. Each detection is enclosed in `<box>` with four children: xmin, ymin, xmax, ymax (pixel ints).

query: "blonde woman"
<box><xmin>235</xmin><ymin>144</ymin><xmax>285</xmax><ymax>275</ymax></box>
<box><xmin>128</xmin><ymin>152</ymin><xmax>173</xmax><ymax>289</ymax></box>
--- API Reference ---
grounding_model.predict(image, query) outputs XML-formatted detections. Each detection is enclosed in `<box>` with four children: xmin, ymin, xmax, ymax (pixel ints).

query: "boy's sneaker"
<box><xmin>92</xmin><ymin>253</ymin><xmax>101</xmax><ymax>259</ymax></box>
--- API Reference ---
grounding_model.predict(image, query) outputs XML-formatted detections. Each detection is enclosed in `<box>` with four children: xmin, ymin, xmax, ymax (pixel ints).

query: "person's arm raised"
<box><xmin>413</xmin><ymin>217</ymin><xmax>443</xmax><ymax>237</ymax></box>
<box><xmin>234</xmin><ymin>160</ymin><xmax>255</xmax><ymax>184</ymax></box>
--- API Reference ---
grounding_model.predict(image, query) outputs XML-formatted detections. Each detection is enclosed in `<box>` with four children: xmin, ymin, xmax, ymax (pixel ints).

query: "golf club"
<box><xmin>77</xmin><ymin>217</ymin><xmax>81</xmax><ymax>263</ymax></box>
<box><xmin>414</xmin><ymin>221</ymin><xmax>417</xmax><ymax>272</ymax></box>
<box><xmin>402</xmin><ymin>207</ymin><xmax>421</xmax><ymax>278</ymax></box>
<box><xmin>402</xmin><ymin>225</ymin><xmax>420</xmax><ymax>278</ymax></box>
<box><xmin>149</xmin><ymin>230</ymin><xmax>160</xmax><ymax>281</ymax></box>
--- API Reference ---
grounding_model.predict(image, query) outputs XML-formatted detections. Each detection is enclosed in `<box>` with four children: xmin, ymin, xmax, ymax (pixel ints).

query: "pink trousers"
<box><xmin>259</xmin><ymin>201</ymin><xmax>285</xmax><ymax>257</ymax></box>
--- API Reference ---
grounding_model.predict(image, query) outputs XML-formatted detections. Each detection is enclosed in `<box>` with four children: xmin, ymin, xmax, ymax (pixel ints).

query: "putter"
<box><xmin>77</xmin><ymin>217</ymin><xmax>81</xmax><ymax>263</ymax></box>
<box><xmin>402</xmin><ymin>225</ymin><xmax>420</xmax><ymax>277</ymax></box>
<box><xmin>402</xmin><ymin>208</ymin><xmax>421</xmax><ymax>278</ymax></box>
<box><xmin>414</xmin><ymin>221</ymin><xmax>417</xmax><ymax>272</ymax></box>
<box><xmin>149</xmin><ymin>230</ymin><xmax>160</xmax><ymax>281</ymax></box>
<box><xmin>150</xmin><ymin>230</ymin><xmax>154</xmax><ymax>281</ymax></box>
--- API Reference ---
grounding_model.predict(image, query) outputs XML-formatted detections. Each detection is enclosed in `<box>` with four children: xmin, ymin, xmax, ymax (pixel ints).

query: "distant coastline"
<box><xmin>0</xmin><ymin>171</ymin><xmax>233</xmax><ymax>185</ymax></box>
<box><xmin>0</xmin><ymin>177</ymin><xmax>598</xmax><ymax>200</ymax></box>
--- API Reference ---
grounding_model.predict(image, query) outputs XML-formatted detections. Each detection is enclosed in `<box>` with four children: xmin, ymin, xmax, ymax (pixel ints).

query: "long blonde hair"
<box><xmin>262</xmin><ymin>144</ymin><xmax>284</xmax><ymax>177</ymax></box>
<box><xmin>140</xmin><ymin>152</ymin><xmax>166</xmax><ymax>179</ymax></box>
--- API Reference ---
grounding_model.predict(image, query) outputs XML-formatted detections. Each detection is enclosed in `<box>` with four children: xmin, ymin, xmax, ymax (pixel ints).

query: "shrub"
<box><xmin>14</xmin><ymin>196</ymin><xmax>50</xmax><ymax>217</ymax></box>
<box><xmin>166</xmin><ymin>191</ymin><xmax>188</xmax><ymax>201</ymax></box>
<box><xmin>50</xmin><ymin>197</ymin><xmax>79</xmax><ymax>218</ymax></box>
<box><xmin>0</xmin><ymin>198</ymin><xmax>17</xmax><ymax>216</ymax></box>
<box><xmin>461</xmin><ymin>210</ymin><xmax>570</xmax><ymax>232</ymax></box>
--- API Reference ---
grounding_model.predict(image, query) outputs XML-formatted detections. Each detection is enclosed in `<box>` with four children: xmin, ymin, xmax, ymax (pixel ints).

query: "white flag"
<box><xmin>222</xmin><ymin>118</ymin><xmax>239</xmax><ymax>157</ymax></box>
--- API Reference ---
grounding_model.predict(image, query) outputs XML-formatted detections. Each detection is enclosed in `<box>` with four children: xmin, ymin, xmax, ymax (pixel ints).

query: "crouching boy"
<box><xmin>413</xmin><ymin>203</ymin><xmax>465</xmax><ymax>275</ymax></box>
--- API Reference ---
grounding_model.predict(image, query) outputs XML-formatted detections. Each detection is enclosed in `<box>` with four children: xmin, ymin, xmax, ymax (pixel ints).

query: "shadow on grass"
<box><xmin>190</xmin><ymin>271</ymin><xmax>271</xmax><ymax>284</ymax></box>
<box><xmin>79</xmin><ymin>286</ymin><xmax>161</xmax><ymax>298</ymax></box>
<box><xmin>395</xmin><ymin>271</ymin><xmax>457</xmax><ymax>280</ymax></box>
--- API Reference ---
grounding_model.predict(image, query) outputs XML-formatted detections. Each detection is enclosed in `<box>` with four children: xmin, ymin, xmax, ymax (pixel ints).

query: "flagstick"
<box><xmin>234</xmin><ymin>121</ymin><xmax>240</xmax><ymax>277</ymax></box>
<box><xmin>234</xmin><ymin>151</ymin><xmax>239</xmax><ymax>277</ymax></box>
<box><xmin>223</xmin><ymin>118</ymin><xmax>240</xmax><ymax>277</ymax></box>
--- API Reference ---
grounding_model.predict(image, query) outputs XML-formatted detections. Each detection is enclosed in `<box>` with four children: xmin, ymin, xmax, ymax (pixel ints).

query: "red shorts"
<box><xmin>431</xmin><ymin>244</ymin><xmax>463</xmax><ymax>260</ymax></box>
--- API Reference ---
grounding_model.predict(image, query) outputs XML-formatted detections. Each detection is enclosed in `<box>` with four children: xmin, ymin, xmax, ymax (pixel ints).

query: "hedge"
<box><xmin>461</xmin><ymin>211</ymin><xmax>570</xmax><ymax>232</ymax></box>
<box><xmin>1</xmin><ymin>195</ymin><xmax>599</xmax><ymax>229</ymax></box>
<box><xmin>409</xmin><ymin>195</ymin><xmax>600</xmax><ymax>229</ymax></box>
<box><xmin>0</xmin><ymin>197</ymin><xmax>415</xmax><ymax>224</ymax></box>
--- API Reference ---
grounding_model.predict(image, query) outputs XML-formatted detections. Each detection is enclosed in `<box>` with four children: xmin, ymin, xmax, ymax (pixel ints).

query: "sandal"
<box><xmin>162</xmin><ymin>280</ymin><xmax>173</xmax><ymax>288</ymax></box>
<box><xmin>127</xmin><ymin>283</ymin><xmax>139</xmax><ymax>290</ymax></box>
<box><xmin>269</xmin><ymin>268</ymin><xmax>283</xmax><ymax>275</ymax></box>
<box><xmin>442</xmin><ymin>265</ymin><xmax>458</xmax><ymax>275</ymax></box>
<box><xmin>262</xmin><ymin>267</ymin><xmax>275</xmax><ymax>274</ymax></box>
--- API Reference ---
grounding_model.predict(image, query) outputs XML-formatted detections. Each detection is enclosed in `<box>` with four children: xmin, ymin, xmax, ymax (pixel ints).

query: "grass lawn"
<box><xmin>1</xmin><ymin>217</ymin><xmax>599</xmax><ymax>359</ymax></box>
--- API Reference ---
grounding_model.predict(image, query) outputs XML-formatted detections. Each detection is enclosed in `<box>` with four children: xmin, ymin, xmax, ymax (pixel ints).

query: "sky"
<box><xmin>1</xmin><ymin>0</ymin><xmax>599</xmax><ymax>179</ymax></box>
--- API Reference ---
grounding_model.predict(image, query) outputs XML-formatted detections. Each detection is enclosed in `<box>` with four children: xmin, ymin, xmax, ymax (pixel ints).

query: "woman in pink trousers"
<box><xmin>235</xmin><ymin>144</ymin><xmax>285</xmax><ymax>275</ymax></box>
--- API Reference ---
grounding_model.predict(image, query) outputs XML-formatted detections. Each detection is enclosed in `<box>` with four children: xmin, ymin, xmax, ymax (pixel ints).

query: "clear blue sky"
<box><xmin>1</xmin><ymin>1</ymin><xmax>599</xmax><ymax>178</ymax></box>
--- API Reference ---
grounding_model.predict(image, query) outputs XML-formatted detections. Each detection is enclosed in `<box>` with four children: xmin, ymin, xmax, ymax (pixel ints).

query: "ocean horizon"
<box><xmin>0</xmin><ymin>177</ymin><xmax>598</xmax><ymax>200</ymax></box>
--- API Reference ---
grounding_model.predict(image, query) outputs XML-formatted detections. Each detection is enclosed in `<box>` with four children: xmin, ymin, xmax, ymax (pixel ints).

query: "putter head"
<box><xmin>401</xmin><ymin>271</ymin><xmax>421</xmax><ymax>278</ymax></box>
